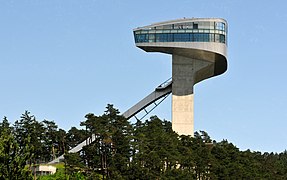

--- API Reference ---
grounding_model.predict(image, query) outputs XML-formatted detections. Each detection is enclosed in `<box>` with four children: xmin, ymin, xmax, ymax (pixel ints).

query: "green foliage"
<box><xmin>64</xmin><ymin>152</ymin><xmax>85</xmax><ymax>178</ymax></box>
<box><xmin>80</xmin><ymin>104</ymin><xmax>132</xmax><ymax>179</ymax></box>
<box><xmin>0</xmin><ymin>118</ymin><xmax>33</xmax><ymax>179</ymax></box>
<box><xmin>66</xmin><ymin>127</ymin><xmax>87</xmax><ymax>150</ymax></box>
<box><xmin>2</xmin><ymin>106</ymin><xmax>287</xmax><ymax>179</ymax></box>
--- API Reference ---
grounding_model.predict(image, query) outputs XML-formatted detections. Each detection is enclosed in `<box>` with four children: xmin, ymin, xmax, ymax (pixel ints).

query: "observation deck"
<box><xmin>134</xmin><ymin>18</ymin><xmax>227</xmax><ymax>44</ymax></box>
<box><xmin>134</xmin><ymin>18</ymin><xmax>227</xmax><ymax>83</ymax></box>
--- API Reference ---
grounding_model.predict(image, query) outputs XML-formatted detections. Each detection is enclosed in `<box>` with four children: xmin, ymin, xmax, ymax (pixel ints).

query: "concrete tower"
<box><xmin>133</xmin><ymin>18</ymin><xmax>228</xmax><ymax>136</ymax></box>
<box><xmin>47</xmin><ymin>18</ymin><xmax>228</xmax><ymax>164</ymax></box>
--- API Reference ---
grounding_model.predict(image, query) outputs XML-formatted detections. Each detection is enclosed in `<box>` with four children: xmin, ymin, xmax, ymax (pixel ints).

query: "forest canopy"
<box><xmin>1</xmin><ymin>104</ymin><xmax>287</xmax><ymax>179</ymax></box>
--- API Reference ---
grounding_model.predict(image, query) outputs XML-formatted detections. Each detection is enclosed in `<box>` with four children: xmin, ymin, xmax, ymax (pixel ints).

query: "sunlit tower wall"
<box><xmin>133</xmin><ymin>18</ymin><xmax>228</xmax><ymax>136</ymax></box>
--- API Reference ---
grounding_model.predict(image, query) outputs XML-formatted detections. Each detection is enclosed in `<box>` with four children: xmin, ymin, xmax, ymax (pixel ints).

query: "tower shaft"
<box><xmin>172</xmin><ymin>54</ymin><xmax>212</xmax><ymax>135</ymax></box>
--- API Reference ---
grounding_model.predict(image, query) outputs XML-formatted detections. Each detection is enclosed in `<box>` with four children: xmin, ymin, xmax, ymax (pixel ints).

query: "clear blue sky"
<box><xmin>1</xmin><ymin>0</ymin><xmax>287</xmax><ymax>153</ymax></box>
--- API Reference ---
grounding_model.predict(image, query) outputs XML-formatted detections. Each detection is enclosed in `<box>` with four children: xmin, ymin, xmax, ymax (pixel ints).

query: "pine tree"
<box><xmin>14</xmin><ymin>111</ymin><xmax>45</xmax><ymax>164</ymax></box>
<box><xmin>0</xmin><ymin>118</ymin><xmax>33</xmax><ymax>179</ymax></box>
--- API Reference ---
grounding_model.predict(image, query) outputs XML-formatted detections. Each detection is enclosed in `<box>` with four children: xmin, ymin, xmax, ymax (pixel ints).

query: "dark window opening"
<box><xmin>135</xmin><ymin>32</ymin><xmax>226</xmax><ymax>44</ymax></box>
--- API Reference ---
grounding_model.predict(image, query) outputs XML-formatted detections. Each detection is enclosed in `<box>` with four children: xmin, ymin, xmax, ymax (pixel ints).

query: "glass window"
<box><xmin>155</xmin><ymin>33</ymin><xmax>174</xmax><ymax>42</ymax></box>
<box><xmin>209</xmin><ymin>34</ymin><xmax>215</xmax><ymax>42</ymax></box>
<box><xmin>174</xmin><ymin>33</ymin><xmax>190</xmax><ymax>42</ymax></box>
<box><xmin>193</xmin><ymin>33</ymin><xmax>210</xmax><ymax>42</ymax></box>
<box><xmin>134</xmin><ymin>21</ymin><xmax>227</xmax><ymax>44</ymax></box>
<box><xmin>185</xmin><ymin>22</ymin><xmax>193</xmax><ymax>29</ymax></box>
<box><xmin>167</xmin><ymin>34</ymin><xmax>174</xmax><ymax>42</ymax></box>
<box><xmin>155</xmin><ymin>30</ymin><xmax>163</xmax><ymax>34</ymax></box>
<box><xmin>148</xmin><ymin>34</ymin><xmax>155</xmax><ymax>42</ymax></box>
<box><xmin>135</xmin><ymin>32</ymin><xmax>226</xmax><ymax>44</ymax></box>
<box><xmin>215</xmin><ymin>22</ymin><xmax>225</xmax><ymax>31</ymax></box>
<box><xmin>163</xmin><ymin>30</ymin><xmax>171</xmax><ymax>33</ymax></box>
<box><xmin>140</xmin><ymin>30</ymin><xmax>148</xmax><ymax>34</ymax></box>
<box><xmin>219</xmin><ymin>34</ymin><xmax>225</xmax><ymax>43</ymax></box>
<box><xmin>135</xmin><ymin>34</ymin><xmax>148</xmax><ymax>43</ymax></box>
<box><xmin>156</xmin><ymin>34</ymin><xmax>166</xmax><ymax>42</ymax></box>
<box><xmin>173</xmin><ymin>33</ymin><xmax>181</xmax><ymax>41</ymax></box>
<box><xmin>199</xmin><ymin>21</ymin><xmax>210</xmax><ymax>30</ymax></box>
<box><xmin>193</xmin><ymin>33</ymin><xmax>203</xmax><ymax>42</ymax></box>
<box><xmin>175</xmin><ymin>24</ymin><xmax>184</xmax><ymax>29</ymax></box>
<box><xmin>178</xmin><ymin>29</ymin><xmax>186</xmax><ymax>33</ymax></box>
<box><xmin>193</xmin><ymin>29</ymin><xmax>199</xmax><ymax>33</ymax></box>
<box><xmin>215</xmin><ymin>34</ymin><xmax>220</xmax><ymax>42</ymax></box>
<box><xmin>202</xmin><ymin>33</ymin><xmax>209</xmax><ymax>42</ymax></box>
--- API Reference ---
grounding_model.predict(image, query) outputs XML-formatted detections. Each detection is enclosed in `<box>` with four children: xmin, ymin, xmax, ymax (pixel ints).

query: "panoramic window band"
<box><xmin>134</xmin><ymin>33</ymin><xmax>225</xmax><ymax>44</ymax></box>
<box><xmin>134</xmin><ymin>21</ymin><xmax>227</xmax><ymax>44</ymax></box>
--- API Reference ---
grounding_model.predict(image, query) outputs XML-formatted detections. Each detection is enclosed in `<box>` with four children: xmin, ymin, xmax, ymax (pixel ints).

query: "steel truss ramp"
<box><xmin>48</xmin><ymin>78</ymin><xmax>172</xmax><ymax>164</ymax></box>
<box><xmin>122</xmin><ymin>78</ymin><xmax>172</xmax><ymax>120</ymax></box>
<box><xmin>132</xmin><ymin>93</ymin><xmax>170</xmax><ymax>121</ymax></box>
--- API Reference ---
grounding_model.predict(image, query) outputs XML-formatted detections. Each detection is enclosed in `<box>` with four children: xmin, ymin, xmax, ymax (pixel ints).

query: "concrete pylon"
<box><xmin>172</xmin><ymin>54</ymin><xmax>212</xmax><ymax>135</ymax></box>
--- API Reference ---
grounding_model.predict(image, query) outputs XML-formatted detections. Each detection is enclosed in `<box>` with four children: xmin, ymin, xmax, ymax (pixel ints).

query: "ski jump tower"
<box><xmin>48</xmin><ymin>18</ymin><xmax>228</xmax><ymax>164</ymax></box>
<box><xmin>133</xmin><ymin>18</ymin><xmax>228</xmax><ymax>136</ymax></box>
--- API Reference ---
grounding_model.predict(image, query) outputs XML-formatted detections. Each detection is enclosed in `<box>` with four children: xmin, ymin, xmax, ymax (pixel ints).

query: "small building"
<box><xmin>31</xmin><ymin>165</ymin><xmax>56</xmax><ymax>176</ymax></box>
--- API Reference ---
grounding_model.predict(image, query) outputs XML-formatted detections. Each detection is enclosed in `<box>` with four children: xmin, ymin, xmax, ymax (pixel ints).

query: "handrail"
<box><xmin>156</xmin><ymin>77</ymin><xmax>172</xmax><ymax>90</ymax></box>
<box><xmin>134</xmin><ymin>28</ymin><xmax>226</xmax><ymax>35</ymax></box>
